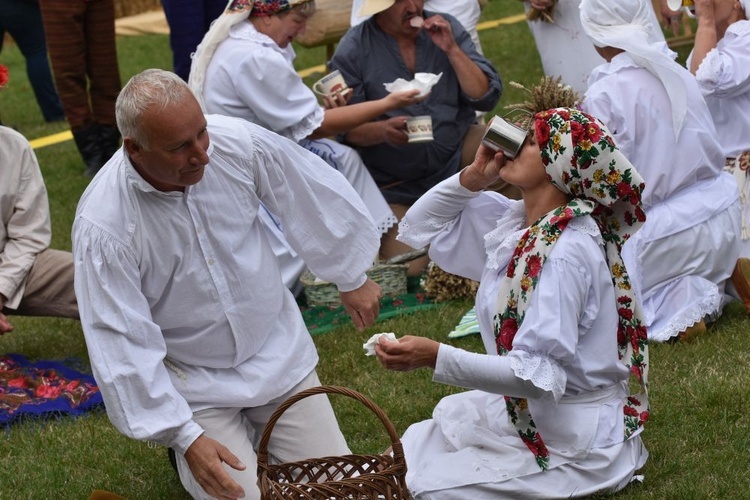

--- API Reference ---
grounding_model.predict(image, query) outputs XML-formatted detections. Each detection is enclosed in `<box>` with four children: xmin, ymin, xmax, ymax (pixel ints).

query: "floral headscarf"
<box><xmin>492</xmin><ymin>108</ymin><xmax>649</xmax><ymax>470</ymax></box>
<box><xmin>188</xmin><ymin>0</ymin><xmax>314</xmax><ymax>110</ymax></box>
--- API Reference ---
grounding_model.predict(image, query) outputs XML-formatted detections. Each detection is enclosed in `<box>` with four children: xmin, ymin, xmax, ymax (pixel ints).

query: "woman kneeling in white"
<box><xmin>376</xmin><ymin>108</ymin><xmax>650</xmax><ymax>498</ymax></box>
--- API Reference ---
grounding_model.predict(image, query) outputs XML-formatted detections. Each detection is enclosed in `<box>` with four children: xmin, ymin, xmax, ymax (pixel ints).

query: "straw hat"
<box><xmin>358</xmin><ymin>0</ymin><xmax>396</xmax><ymax>17</ymax></box>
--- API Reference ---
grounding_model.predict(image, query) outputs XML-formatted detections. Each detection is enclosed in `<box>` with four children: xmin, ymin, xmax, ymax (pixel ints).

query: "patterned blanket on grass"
<box><xmin>302</xmin><ymin>292</ymin><xmax>438</xmax><ymax>335</ymax></box>
<box><xmin>0</xmin><ymin>353</ymin><xmax>103</xmax><ymax>426</ymax></box>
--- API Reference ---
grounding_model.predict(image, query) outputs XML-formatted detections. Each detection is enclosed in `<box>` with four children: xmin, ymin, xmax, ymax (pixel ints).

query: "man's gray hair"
<box><xmin>116</xmin><ymin>69</ymin><xmax>194</xmax><ymax>148</ymax></box>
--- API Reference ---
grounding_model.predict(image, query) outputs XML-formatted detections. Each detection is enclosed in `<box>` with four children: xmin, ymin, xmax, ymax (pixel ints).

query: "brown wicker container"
<box><xmin>257</xmin><ymin>385</ymin><xmax>409</xmax><ymax>499</ymax></box>
<box><xmin>301</xmin><ymin>249</ymin><xmax>427</xmax><ymax>308</ymax></box>
<box><xmin>301</xmin><ymin>264</ymin><xmax>407</xmax><ymax>308</ymax></box>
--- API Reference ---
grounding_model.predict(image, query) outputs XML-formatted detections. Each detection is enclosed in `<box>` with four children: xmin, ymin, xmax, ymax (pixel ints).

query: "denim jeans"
<box><xmin>0</xmin><ymin>0</ymin><xmax>65</xmax><ymax>122</ymax></box>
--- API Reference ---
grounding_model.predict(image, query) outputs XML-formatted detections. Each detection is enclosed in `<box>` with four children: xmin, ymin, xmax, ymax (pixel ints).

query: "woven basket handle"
<box><xmin>256</xmin><ymin>385</ymin><xmax>405</xmax><ymax>470</ymax></box>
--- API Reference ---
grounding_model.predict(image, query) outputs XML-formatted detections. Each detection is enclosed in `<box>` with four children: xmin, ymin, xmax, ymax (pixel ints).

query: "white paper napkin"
<box><xmin>363</xmin><ymin>332</ymin><xmax>398</xmax><ymax>356</ymax></box>
<box><xmin>383</xmin><ymin>72</ymin><xmax>442</xmax><ymax>98</ymax></box>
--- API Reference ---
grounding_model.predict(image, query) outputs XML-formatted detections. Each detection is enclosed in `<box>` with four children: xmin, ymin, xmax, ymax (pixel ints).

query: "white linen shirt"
<box><xmin>0</xmin><ymin>126</ymin><xmax>51</xmax><ymax>309</ymax></box>
<box><xmin>688</xmin><ymin>20</ymin><xmax>750</xmax><ymax>158</ymax></box>
<box><xmin>73</xmin><ymin>115</ymin><xmax>378</xmax><ymax>454</ymax></box>
<box><xmin>398</xmin><ymin>174</ymin><xmax>630</xmax><ymax>448</ymax></box>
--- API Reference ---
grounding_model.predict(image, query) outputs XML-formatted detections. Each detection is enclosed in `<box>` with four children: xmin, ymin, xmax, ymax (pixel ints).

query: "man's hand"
<box><xmin>340</xmin><ymin>277</ymin><xmax>382</xmax><ymax>331</ymax></box>
<box><xmin>0</xmin><ymin>296</ymin><xmax>12</xmax><ymax>334</ymax></box>
<box><xmin>374</xmin><ymin>335</ymin><xmax>440</xmax><ymax>371</ymax></box>
<box><xmin>423</xmin><ymin>15</ymin><xmax>457</xmax><ymax>54</ymax></box>
<box><xmin>381</xmin><ymin>116</ymin><xmax>410</xmax><ymax>145</ymax></box>
<box><xmin>184</xmin><ymin>434</ymin><xmax>247</xmax><ymax>499</ymax></box>
<box><xmin>0</xmin><ymin>312</ymin><xmax>13</xmax><ymax>335</ymax></box>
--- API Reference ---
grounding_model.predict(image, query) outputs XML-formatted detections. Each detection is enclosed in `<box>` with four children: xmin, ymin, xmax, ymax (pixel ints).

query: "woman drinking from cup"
<box><xmin>189</xmin><ymin>0</ymin><xmax>421</xmax><ymax>293</ymax></box>
<box><xmin>374</xmin><ymin>108</ymin><xmax>649</xmax><ymax>498</ymax></box>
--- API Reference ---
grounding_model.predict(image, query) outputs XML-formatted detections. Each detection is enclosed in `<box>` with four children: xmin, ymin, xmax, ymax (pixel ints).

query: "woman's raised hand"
<box><xmin>460</xmin><ymin>142</ymin><xmax>506</xmax><ymax>192</ymax></box>
<box><xmin>322</xmin><ymin>88</ymin><xmax>353</xmax><ymax>109</ymax></box>
<box><xmin>384</xmin><ymin>89</ymin><xmax>423</xmax><ymax>110</ymax></box>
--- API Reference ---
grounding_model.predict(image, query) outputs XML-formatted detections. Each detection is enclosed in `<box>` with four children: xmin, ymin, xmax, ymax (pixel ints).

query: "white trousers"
<box><xmin>175</xmin><ymin>370</ymin><xmax>350</xmax><ymax>499</ymax></box>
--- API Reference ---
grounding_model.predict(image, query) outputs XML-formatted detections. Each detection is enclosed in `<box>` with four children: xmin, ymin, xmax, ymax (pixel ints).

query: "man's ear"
<box><xmin>123</xmin><ymin>137</ymin><xmax>141</xmax><ymax>162</ymax></box>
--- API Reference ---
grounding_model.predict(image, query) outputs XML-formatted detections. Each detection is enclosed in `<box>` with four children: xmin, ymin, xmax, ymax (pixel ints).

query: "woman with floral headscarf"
<box><xmin>189</xmin><ymin>0</ymin><xmax>422</xmax><ymax>293</ymax></box>
<box><xmin>579</xmin><ymin>0</ymin><xmax>742</xmax><ymax>342</ymax></box>
<box><xmin>686</xmin><ymin>0</ymin><xmax>750</xmax><ymax>311</ymax></box>
<box><xmin>375</xmin><ymin>108</ymin><xmax>649</xmax><ymax>498</ymax></box>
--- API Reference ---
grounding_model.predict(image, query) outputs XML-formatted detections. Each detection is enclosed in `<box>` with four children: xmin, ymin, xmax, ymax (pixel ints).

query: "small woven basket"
<box><xmin>301</xmin><ymin>265</ymin><xmax>407</xmax><ymax>307</ymax></box>
<box><xmin>257</xmin><ymin>385</ymin><xmax>409</xmax><ymax>499</ymax></box>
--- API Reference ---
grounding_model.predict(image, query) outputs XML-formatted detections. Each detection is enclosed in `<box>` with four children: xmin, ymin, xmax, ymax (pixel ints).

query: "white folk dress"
<box><xmin>689</xmin><ymin>20</ymin><xmax>750</xmax><ymax>256</ymax></box>
<box><xmin>583</xmin><ymin>53</ymin><xmax>740</xmax><ymax>341</ymax></box>
<box><xmin>524</xmin><ymin>0</ymin><xmax>605</xmax><ymax>94</ymax></box>
<box><xmin>396</xmin><ymin>174</ymin><xmax>647</xmax><ymax>499</ymax></box>
<box><xmin>201</xmin><ymin>21</ymin><xmax>396</xmax><ymax>292</ymax></box>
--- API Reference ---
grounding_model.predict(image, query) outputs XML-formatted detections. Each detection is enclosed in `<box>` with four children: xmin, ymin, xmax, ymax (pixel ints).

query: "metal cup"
<box><xmin>481</xmin><ymin>115</ymin><xmax>529</xmax><ymax>159</ymax></box>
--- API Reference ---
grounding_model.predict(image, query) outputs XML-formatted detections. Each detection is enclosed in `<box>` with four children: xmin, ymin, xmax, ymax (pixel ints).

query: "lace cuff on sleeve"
<box><xmin>507</xmin><ymin>349</ymin><xmax>567</xmax><ymax>402</ymax></box>
<box><xmin>280</xmin><ymin>106</ymin><xmax>325</xmax><ymax>143</ymax></box>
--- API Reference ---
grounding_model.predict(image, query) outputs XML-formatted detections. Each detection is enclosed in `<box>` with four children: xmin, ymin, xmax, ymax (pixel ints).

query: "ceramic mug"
<box><xmin>312</xmin><ymin>70</ymin><xmax>349</xmax><ymax>97</ymax></box>
<box><xmin>406</xmin><ymin>115</ymin><xmax>433</xmax><ymax>143</ymax></box>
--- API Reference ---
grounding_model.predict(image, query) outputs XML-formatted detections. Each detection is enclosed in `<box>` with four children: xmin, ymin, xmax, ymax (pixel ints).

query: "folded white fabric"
<box><xmin>384</xmin><ymin>72</ymin><xmax>443</xmax><ymax>98</ymax></box>
<box><xmin>363</xmin><ymin>332</ymin><xmax>398</xmax><ymax>356</ymax></box>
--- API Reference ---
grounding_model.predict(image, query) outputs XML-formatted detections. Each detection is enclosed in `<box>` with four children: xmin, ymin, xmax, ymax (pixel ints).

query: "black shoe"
<box><xmin>73</xmin><ymin>124</ymin><xmax>107</xmax><ymax>177</ymax></box>
<box><xmin>99</xmin><ymin>124</ymin><xmax>121</xmax><ymax>162</ymax></box>
<box><xmin>167</xmin><ymin>447</ymin><xmax>179</xmax><ymax>475</ymax></box>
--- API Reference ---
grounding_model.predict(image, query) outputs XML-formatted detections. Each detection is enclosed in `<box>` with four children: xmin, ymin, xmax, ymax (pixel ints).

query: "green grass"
<box><xmin>1</xmin><ymin>3</ymin><xmax>748</xmax><ymax>498</ymax></box>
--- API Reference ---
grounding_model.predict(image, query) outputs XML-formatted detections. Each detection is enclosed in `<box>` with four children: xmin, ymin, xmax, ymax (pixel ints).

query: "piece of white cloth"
<box><xmin>580</xmin><ymin>0</ymin><xmax>687</xmax><ymax>137</ymax></box>
<box><xmin>350</xmin><ymin>0</ymin><xmax>484</xmax><ymax>54</ymax></box>
<box><xmin>394</xmin><ymin>173</ymin><xmax>646</xmax><ymax>498</ymax></box>
<box><xmin>197</xmin><ymin>21</ymin><xmax>397</xmax><ymax>290</ymax></box>
<box><xmin>363</xmin><ymin>332</ymin><xmax>398</xmax><ymax>356</ymax></box>
<box><xmin>383</xmin><ymin>72</ymin><xmax>442</xmax><ymax>98</ymax></box>
<box><xmin>0</xmin><ymin>126</ymin><xmax>51</xmax><ymax>310</ymax></box>
<box><xmin>523</xmin><ymin>0</ymin><xmax>605</xmax><ymax>94</ymax></box>
<box><xmin>583</xmin><ymin>52</ymin><xmax>740</xmax><ymax>341</ymax></box>
<box><xmin>73</xmin><ymin>114</ymin><xmax>379</xmax><ymax>455</ymax></box>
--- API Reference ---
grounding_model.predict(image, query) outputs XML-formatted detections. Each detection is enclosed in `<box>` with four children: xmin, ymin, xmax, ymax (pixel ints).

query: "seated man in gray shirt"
<box><xmin>331</xmin><ymin>0</ymin><xmax>516</xmax><ymax>274</ymax></box>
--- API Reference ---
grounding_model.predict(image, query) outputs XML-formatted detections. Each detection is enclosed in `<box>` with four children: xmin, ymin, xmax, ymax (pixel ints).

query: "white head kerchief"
<box><xmin>188</xmin><ymin>0</ymin><xmax>311</xmax><ymax>110</ymax></box>
<box><xmin>188</xmin><ymin>0</ymin><xmax>252</xmax><ymax>111</ymax></box>
<box><xmin>580</xmin><ymin>0</ymin><xmax>687</xmax><ymax>138</ymax></box>
<box><xmin>741</xmin><ymin>0</ymin><xmax>750</xmax><ymax>19</ymax></box>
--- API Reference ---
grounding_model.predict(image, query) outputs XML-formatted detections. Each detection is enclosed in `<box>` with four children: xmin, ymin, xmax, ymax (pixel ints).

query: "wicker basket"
<box><xmin>301</xmin><ymin>265</ymin><xmax>407</xmax><ymax>307</ymax></box>
<box><xmin>301</xmin><ymin>249</ymin><xmax>428</xmax><ymax>308</ymax></box>
<box><xmin>257</xmin><ymin>385</ymin><xmax>409</xmax><ymax>499</ymax></box>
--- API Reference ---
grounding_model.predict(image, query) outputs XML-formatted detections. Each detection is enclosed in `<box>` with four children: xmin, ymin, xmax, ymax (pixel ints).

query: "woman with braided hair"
<box><xmin>376</xmin><ymin>108</ymin><xmax>649</xmax><ymax>498</ymax></box>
